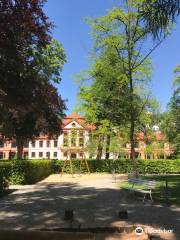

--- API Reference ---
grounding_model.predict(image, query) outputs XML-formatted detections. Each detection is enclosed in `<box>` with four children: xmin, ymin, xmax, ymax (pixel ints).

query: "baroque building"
<box><xmin>0</xmin><ymin>113</ymin><xmax>95</xmax><ymax>160</ymax></box>
<box><xmin>0</xmin><ymin>113</ymin><xmax>172</xmax><ymax>160</ymax></box>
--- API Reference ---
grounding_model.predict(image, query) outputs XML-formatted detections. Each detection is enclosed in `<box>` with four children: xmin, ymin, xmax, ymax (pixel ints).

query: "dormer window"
<box><xmin>72</xmin><ymin>123</ymin><xmax>76</xmax><ymax>127</ymax></box>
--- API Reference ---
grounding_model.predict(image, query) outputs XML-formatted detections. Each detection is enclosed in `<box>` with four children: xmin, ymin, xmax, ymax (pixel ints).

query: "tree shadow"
<box><xmin>0</xmin><ymin>180</ymin><xmax>179</xmax><ymax>239</ymax></box>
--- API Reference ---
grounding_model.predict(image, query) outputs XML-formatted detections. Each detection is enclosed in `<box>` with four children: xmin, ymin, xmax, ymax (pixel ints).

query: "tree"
<box><xmin>160</xmin><ymin>65</ymin><xmax>180</xmax><ymax>158</ymax></box>
<box><xmin>81</xmin><ymin>1</ymin><xmax>167</xmax><ymax>175</ymax></box>
<box><xmin>140</xmin><ymin>0</ymin><xmax>180</xmax><ymax>38</ymax></box>
<box><xmin>76</xmin><ymin>47</ymin><xmax>130</xmax><ymax>159</ymax></box>
<box><xmin>0</xmin><ymin>1</ymin><xmax>66</xmax><ymax>159</ymax></box>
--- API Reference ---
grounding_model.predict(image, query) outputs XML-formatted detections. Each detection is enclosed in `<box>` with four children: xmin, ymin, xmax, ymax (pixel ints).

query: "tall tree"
<box><xmin>160</xmin><ymin>65</ymin><xmax>180</xmax><ymax>158</ymax></box>
<box><xmin>76</xmin><ymin>47</ymin><xmax>130</xmax><ymax>159</ymax></box>
<box><xmin>82</xmin><ymin>0</ymin><xmax>167</xmax><ymax>175</ymax></box>
<box><xmin>0</xmin><ymin>1</ymin><xmax>66</xmax><ymax>159</ymax></box>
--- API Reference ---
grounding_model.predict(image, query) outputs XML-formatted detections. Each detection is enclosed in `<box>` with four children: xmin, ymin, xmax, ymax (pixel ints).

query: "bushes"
<box><xmin>0</xmin><ymin>162</ymin><xmax>11</xmax><ymax>194</ymax></box>
<box><xmin>54</xmin><ymin>159</ymin><xmax>180</xmax><ymax>174</ymax></box>
<box><xmin>0</xmin><ymin>159</ymin><xmax>179</xmax><ymax>193</ymax></box>
<box><xmin>23</xmin><ymin>160</ymin><xmax>54</xmax><ymax>184</ymax></box>
<box><xmin>0</xmin><ymin>160</ymin><xmax>54</xmax><ymax>188</ymax></box>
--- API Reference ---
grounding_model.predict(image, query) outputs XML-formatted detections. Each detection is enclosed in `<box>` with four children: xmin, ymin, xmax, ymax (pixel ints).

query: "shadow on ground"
<box><xmin>0</xmin><ymin>177</ymin><xmax>179</xmax><ymax>239</ymax></box>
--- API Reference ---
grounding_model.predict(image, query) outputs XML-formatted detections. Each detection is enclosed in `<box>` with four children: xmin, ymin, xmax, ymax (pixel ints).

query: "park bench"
<box><xmin>124</xmin><ymin>178</ymin><xmax>157</xmax><ymax>202</ymax></box>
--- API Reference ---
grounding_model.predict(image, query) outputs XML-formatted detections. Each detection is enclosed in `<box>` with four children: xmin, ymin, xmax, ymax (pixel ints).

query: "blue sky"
<box><xmin>44</xmin><ymin>0</ymin><xmax>180</xmax><ymax>113</ymax></box>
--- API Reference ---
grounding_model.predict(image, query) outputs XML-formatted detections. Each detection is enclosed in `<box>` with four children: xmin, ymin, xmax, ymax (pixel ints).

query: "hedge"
<box><xmin>0</xmin><ymin>160</ymin><xmax>54</xmax><ymax>189</ymax></box>
<box><xmin>0</xmin><ymin>159</ymin><xmax>180</xmax><ymax>193</ymax></box>
<box><xmin>54</xmin><ymin>159</ymin><xmax>180</xmax><ymax>174</ymax></box>
<box><xmin>0</xmin><ymin>161</ymin><xmax>11</xmax><ymax>194</ymax></box>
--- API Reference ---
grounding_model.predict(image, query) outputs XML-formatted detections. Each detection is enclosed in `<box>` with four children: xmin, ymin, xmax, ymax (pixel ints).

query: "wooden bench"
<box><xmin>124</xmin><ymin>178</ymin><xmax>156</xmax><ymax>202</ymax></box>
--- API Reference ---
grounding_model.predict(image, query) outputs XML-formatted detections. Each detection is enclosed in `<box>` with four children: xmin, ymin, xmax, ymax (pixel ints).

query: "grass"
<box><xmin>120</xmin><ymin>175</ymin><xmax>180</xmax><ymax>206</ymax></box>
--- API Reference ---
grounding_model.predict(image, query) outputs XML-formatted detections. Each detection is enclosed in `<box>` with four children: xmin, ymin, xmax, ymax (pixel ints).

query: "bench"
<box><xmin>124</xmin><ymin>178</ymin><xmax>156</xmax><ymax>202</ymax></box>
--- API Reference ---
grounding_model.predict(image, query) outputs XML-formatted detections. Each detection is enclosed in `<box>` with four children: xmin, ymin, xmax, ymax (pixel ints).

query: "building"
<box><xmin>0</xmin><ymin>113</ymin><xmax>172</xmax><ymax>160</ymax></box>
<box><xmin>0</xmin><ymin>113</ymin><xmax>95</xmax><ymax>160</ymax></box>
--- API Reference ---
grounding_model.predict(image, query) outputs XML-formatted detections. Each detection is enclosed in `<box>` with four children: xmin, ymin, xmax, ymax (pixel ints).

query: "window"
<box><xmin>71</xmin><ymin>131</ymin><xmax>77</xmax><ymax>147</ymax></box>
<box><xmin>54</xmin><ymin>140</ymin><xmax>58</xmax><ymax>148</ymax></box>
<box><xmin>31</xmin><ymin>152</ymin><xmax>35</xmax><ymax>158</ymax></box>
<box><xmin>64</xmin><ymin>152</ymin><xmax>67</xmax><ymax>158</ymax></box>
<box><xmin>63</xmin><ymin>132</ymin><xmax>68</xmax><ymax>147</ymax></box>
<box><xmin>71</xmin><ymin>153</ymin><xmax>77</xmax><ymax>159</ymax></box>
<box><xmin>46</xmin><ymin>140</ymin><xmax>50</xmax><ymax>148</ymax></box>
<box><xmin>79</xmin><ymin>152</ymin><xmax>84</xmax><ymax>158</ymax></box>
<box><xmin>39</xmin><ymin>141</ymin><xmax>43</xmax><ymax>148</ymax></box>
<box><xmin>79</xmin><ymin>131</ymin><xmax>84</xmax><ymax>147</ymax></box>
<box><xmin>53</xmin><ymin>152</ymin><xmax>57</xmax><ymax>158</ymax></box>
<box><xmin>39</xmin><ymin>152</ymin><xmax>43</xmax><ymax>158</ymax></box>
<box><xmin>0</xmin><ymin>152</ymin><xmax>3</xmax><ymax>159</ymax></box>
<box><xmin>46</xmin><ymin>152</ymin><xmax>50</xmax><ymax>158</ymax></box>
<box><xmin>31</xmin><ymin>141</ymin><xmax>36</xmax><ymax>148</ymax></box>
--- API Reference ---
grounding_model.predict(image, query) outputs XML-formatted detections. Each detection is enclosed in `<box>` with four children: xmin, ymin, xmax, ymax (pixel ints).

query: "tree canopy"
<box><xmin>0</xmin><ymin>0</ymin><xmax>66</xmax><ymax>159</ymax></box>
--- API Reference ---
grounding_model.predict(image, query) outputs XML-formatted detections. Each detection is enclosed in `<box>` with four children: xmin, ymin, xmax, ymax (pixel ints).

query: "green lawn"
<box><xmin>120</xmin><ymin>175</ymin><xmax>180</xmax><ymax>206</ymax></box>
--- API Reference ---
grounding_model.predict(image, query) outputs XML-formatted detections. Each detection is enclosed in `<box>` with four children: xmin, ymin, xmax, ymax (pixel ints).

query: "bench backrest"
<box><xmin>128</xmin><ymin>178</ymin><xmax>156</xmax><ymax>189</ymax></box>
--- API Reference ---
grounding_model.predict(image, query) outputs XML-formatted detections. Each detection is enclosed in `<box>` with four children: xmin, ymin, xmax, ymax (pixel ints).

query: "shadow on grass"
<box><xmin>0</xmin><ymin>179</ymin><xmax>179</xmax><ymax>239</ymax></box>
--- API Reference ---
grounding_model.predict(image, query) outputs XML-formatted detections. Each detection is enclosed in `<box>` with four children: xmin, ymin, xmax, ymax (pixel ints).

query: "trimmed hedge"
<box><xmin>0</xmin><ymin>161</ymin><xmax>11</xmax><ymax>194</ymax></box>
<box><xmin>54</xmin><ymin>159</ymin><xmax>180</xmax><ymax>174</ymax></box>
<box><xmin>0</xmin><ymin>160</ymin><xmax>54</xmax><ymax>187</ymax></box>
<box><xmin>0</xmin><ymin>159</ymin><xmax>180</xmax><ymax>193</ymax></box>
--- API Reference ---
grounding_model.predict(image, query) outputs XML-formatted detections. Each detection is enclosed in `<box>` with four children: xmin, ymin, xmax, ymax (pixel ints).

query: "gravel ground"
<box><xmin>0</xmin><ymin>173</ymin><xmax>179</xmax><ymax>240</ymax></box>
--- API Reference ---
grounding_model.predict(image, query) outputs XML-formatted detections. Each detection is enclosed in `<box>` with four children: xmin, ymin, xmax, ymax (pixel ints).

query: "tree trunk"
<box><xmin>105</xmin><ymin>134</ymin><xmax>111</xmax><ymax>159</ymax></box>
<box><xmin>126</xmin><ymin>24</ymin><xmax>137</xmax><ymax>177</ymax></box>
<box><xmin>96</xmin><ymin>134</ymin><xmax>104</xmax><ymax>160</ymax></box>
<box><xmin>130</xmin><ymin>116</ymin><xmax>137</xmax><ymax>177</ymax></box>
<box><xmin>129</xmin><ymin>60</ymin><xmax>137</xmax><ymax>177</ymax></box>
<box><xmin>16</xmin><ymin>136</ymin><xmax>24</xmax><ymax>160</ymax></box>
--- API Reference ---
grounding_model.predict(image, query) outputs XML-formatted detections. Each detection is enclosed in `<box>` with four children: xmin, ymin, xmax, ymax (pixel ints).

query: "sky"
<box><xmin>44</xmin><ymin>0</ymin><xmax>180</xmax><ymax>114</ymax></box>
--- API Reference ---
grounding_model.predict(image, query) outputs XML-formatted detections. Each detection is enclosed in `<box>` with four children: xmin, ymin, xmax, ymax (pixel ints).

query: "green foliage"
<box><xmin>77</xmin><ymin>1</ymin><xmax>167</xmax><ymax>173</ymax></box>
<box><xmin>23</xmin><ymin>160</ymin><xmax>54</xmax><ymax>184</ymax></box>
<box><xmin>9</xmin><ymin>161</ymin><xmax>25</xmax><ymax>185</ymax></box>
<box><xmin>140</xmin><ymin>0</ymin><xmax>179</xmax><ymax>39</ymax></box>
<box><xmin>0</xmin><ymin>160</ymin><xmax>54</xmax><ymax>189</ymax></box>
<box><xmin>53</xmin><ymin>159</ymin><xmax>180</xmax><ymax>174</ymax></box>
<box><xmin>0</xmin><ymin>159</ymin><xmax>179</xmax><ymax>194</ymax></box>
<box><xmin>160</xmin><ymin>65</ymin><xmax>180</xmax><ymax>157</ymax></box>
<box><xmin>32</xmin><ymin>39</ymin><xmax>67</xmax><ymax>84</ymax></box>
<box><xmin>0</xmin><ymin>162</ymin><xmax>11</xmax><ymax>193</ymax></box>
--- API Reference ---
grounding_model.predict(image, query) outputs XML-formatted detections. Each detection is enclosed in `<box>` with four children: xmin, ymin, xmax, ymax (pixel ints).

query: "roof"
<box><xmin>62</xmin><ymin>113</ymin><xmax>96</xmax><ymax>130</ymax></box>
<box><xmin>137</xmin><ymin>131</ymin><xmax>163</xmax><ymax>141</ymax></box>
<box><xmin>64</xmin><ymin>112</ymin><xmax>84</xmax><ymax>119</ymax></box>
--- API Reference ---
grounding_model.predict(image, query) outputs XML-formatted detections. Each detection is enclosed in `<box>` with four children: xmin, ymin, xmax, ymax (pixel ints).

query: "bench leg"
<box><xmin>149</xmin><ymin>192</ymin><xmax>153</xmax><ymax>202</ymax></box>
<box><xmin>143</xmin><ymin>193</ymin><xmax>146</xmax><ymax>202</ymax></box>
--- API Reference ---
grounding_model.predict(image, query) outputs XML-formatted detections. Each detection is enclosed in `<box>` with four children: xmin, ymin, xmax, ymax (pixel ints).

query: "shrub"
<box><xmin>0</xmin><ymin>159</ymin><xmax>179</xmax><ymax>191</ymax></box>
<box><xmin>0</xmin><ymin>160</ymin><xmax>54</xmax><ymax>187</ymax></box>
<box><xmin>54</xmin><ymin>159</ymin><xmax>180</xmax><ymax>174</ymax></box>
<box><xmin>23</xmin><ymin>160</ymin><xmax>54</xmax><ymax>184</ymax></box>
<box><xmin>9</xmin><ymin>161</ymin><xmax>25</xmax><ymax>185</ymax></box>
<box><xmin>0</xmin><ymin>162</ymin><xmax>11</xmax><ymax>194</ymax></box>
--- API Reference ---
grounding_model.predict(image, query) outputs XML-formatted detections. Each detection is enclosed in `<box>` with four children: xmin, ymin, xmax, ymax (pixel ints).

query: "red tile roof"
<box><xmin>64</xmin><ymin>112</ymin><xmax>84</xmax><ymax>119</ymax></box>
<box><xmin>62</xmin><ymin>113</ymin><xmax>96</xmax><ymax>130</ymax></box>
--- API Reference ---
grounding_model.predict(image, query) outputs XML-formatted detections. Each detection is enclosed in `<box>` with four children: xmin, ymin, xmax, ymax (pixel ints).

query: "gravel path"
<box><xmin>0</xmin><ymin>174</ymin><xmax>179</xmax><ymax>240</ymax></box>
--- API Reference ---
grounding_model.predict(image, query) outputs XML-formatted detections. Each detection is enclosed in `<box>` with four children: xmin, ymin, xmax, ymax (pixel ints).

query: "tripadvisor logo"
<box><xmin>135</xmin><ymin>226</ymin><xmax>144</xmax><ymax>235</ymax></box>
